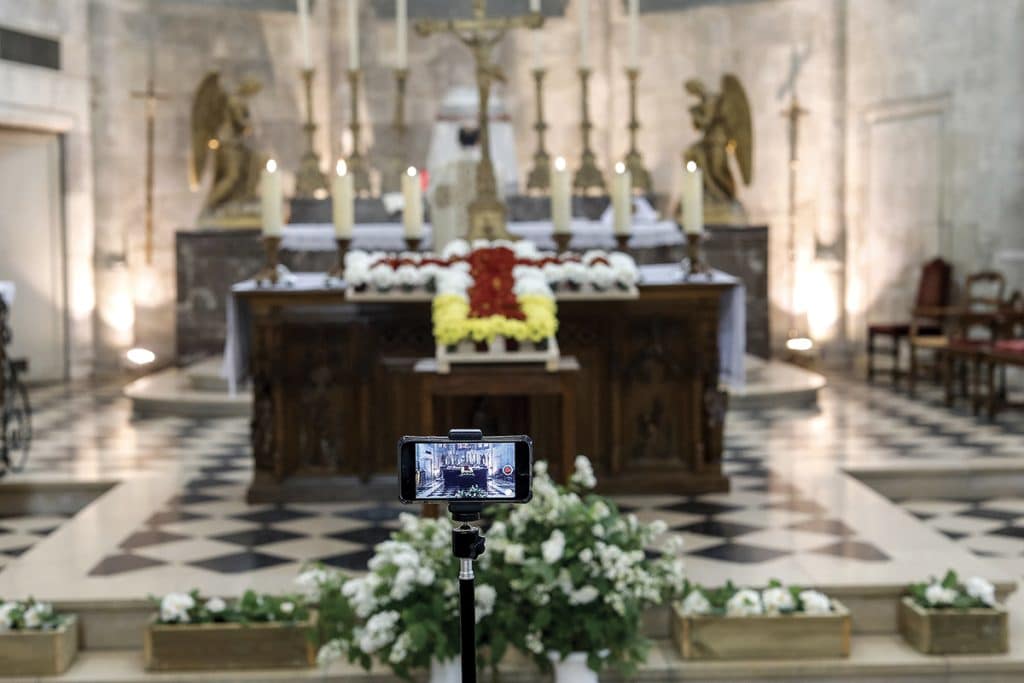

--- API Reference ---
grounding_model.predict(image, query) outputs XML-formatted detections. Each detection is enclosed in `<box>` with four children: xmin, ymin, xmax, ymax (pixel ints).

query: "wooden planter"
<box><xmin>0</xmin><ymin>615</ymin><xmax>78</xmax><ymax>676</ymax></box>
<box><xmin>672</xmin><ymin>602</ymin><xmax>851</xmax><ymax>660</ymax></box>
<box><xmin>144</xmin><ymin>613</ymin><xmax>317</xmax><ymax>671</ymax></box>
<box><xmin>899</xmin><ymin>596</ymin><xmax>1007</xmax><ymax>655</ymax></box>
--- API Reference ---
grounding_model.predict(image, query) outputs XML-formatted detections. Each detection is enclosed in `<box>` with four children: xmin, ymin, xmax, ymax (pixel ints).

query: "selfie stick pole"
<box><xmin>447</xmin><ymin>429</ymin><xmax>486</xmax><ymax>683</ymax></box>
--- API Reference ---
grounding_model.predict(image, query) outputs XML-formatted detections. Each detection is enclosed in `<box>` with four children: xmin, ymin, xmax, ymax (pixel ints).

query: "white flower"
<box><xmin>204</xmin><ymin>597</ymin><xmax>226</xmax><ymax>614</ymax></box>
<box><xmin>725</xmin><ymin>589</ymin><xmax>763</xmax><ymax>617</ymax></box>
<box><xmin>525</xmin><ymin>631</ymin><xmax>544</xmax><ymax>654</ymax></box>
<box><xmin>476</xmin><ymin>584</ymin><xmax>497</xmax><ymax>621</ymax></box>
<box><xmin>471</xmin><ymin>238</ymin><xmax>492</xmax><ymax>250</ymax></box>
<box><xmin>396</xmin><ymin>264</ymin><xmax>423</xmax><ymax>287</ymax></box>
<box><xmin>344</xmin><ymin>250</ymin><xmax>371</xmax><ymax>268</ymax></box>
<box><xmin>22</xmin><ymin>605</ymin><xmax>41</xmax><ymax>629</ymax></box>
<box><xmin>798</xmin><ymin>590</ymin><xmax>832</xmax><ymax>615</ymax></box>
<box><xmin>925</xmin><ymin>583</ymin><xmax>958</xmax><ymax>607</ymax></box>
<box><xmin>504</xmin><ymin>543</ymin><xmax>526</xmax><ymax>564</ymax></box>
<box><xmin>534</xmin><ymin>460</ymin><xmax>548</xmax><ymax>477</ymax></box>
<box><xmin>358</xmin><ymin>610</ymin><xmax>400</xmax><ymax>654</ymax></box>
<box><xmin>369</xmin><ymin>264</ymin><xmax>397</xmax><ymax>290</ymax></box>
<box><xmin>442</xmin><ymin>239</ymin><xmax>470</xmax><ymax>259</ymax></box>
<box><xmin>681</xmin><ymin>590</ymin><xmax>712</xmax><ymax>616</ymax></box>
<box><xmin>564</xmin><ymin>261</ymin><xmax>588</xmax><ymax>285</ymax></box>
<box><xmin>159</xmin><ymin>592</ymin><xmax>196</xmax><ymax>624</ymax></box>
<box><xmin>343</xmin><ymin>263</ymin><xmax>370</xmax><ymax>286</ymax></box>
<box><xmin>0</xmin><ymin>602</ymin><xmax>16</xmax><ymax>632</ymax></box>
<box><xmin>316</xmin><ymin>639</ymin><xmax>346</xmax><ymax>667</ymax></box>
<box><xmin>416</xmin><ymin>566</ymin><xmax>436</xmax><ymax>585</ymax></box>
<box><xmin>295</xmin><ymin>567</ymin><xmax>330</xmax><ymax>600</ymax></box>
<box><xmin>541</xmin><ymin>529</ymin><xmax>566</xmax><ymax>563</ymax></box>
<box><xmin>579</xmin><ymin>548</ymin><xmax>593</xmax><ymax>563</ymax></box>
<box><xmin>570</xmin><ymin>455</ymin><xmax>597</xmax><ymax>489</ymax></box>
<box><xmin>589</xmin><ymin>263</ymin><xmax>616</xmax><ymax>290</ymax></box>
<box><xmin>582</xmin><ymin>250</ymin><xmax>608</xmax><ymax>265</ymax></box>
<box><xmin>389</xmin><ymin>632</ymin><xmax>412</xmax><ymax>663</ymax></box>
<box><xmin>513</xmin><ymin>240</ymin><xmax>541</xmax><ymax>259</ymax></box>
<box><xmin>435</xmin><ymin>269</ymin><xmax>472</xmax><ymax>296</ymax></box>
<box><xmin>965</xmin><ymin>576</ymin><xmax>996</xmax><ymax>606</ymax></box>
<box><xmin>649</xmin><ymin>519</ymin><xmax>668</xmax><ymax>537</ymax></box>
<box><xmin>391</xmin><ymin>567</ymin><xmax>417</xmax><ymax>600</ymax></box>
<box><xmin>591</xmin><ymin>523</ymin><xmax>605</xmax><ymax>538</ymax></box>
<box><xmin>569</xmin><ymin>585</ymin><xmax>600</xmax><ymax>605</ymax></box>
<box><xmin>761</xmin><ymin>587</ymin><xmax>795</xmax><ymax>615</ymax></box>
<box><xmin>280</xmin><ymin>601</ymin><xmax>295</xmax><ymax>615</ymax></box>
<box><xmin>543</xmin><ymin>262</ymin><xmax>566</xmax><ymax>284</ymax></box>
<box><xmin>513</xmin><ymin>276</ymin><xmax>553</xmax><ymax>298</ymax></box>
<box><xmin>342</xmin><ymin>574</ymin><xmax>382</xmax><ymax>618</ymax></box>
<box><xmin>612</xmin><ymin>262</ymin><xmax>638</xmax><ymax>287</ymax></box>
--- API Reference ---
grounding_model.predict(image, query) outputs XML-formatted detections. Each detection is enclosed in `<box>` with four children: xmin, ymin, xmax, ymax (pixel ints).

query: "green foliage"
<box><xmin>152</xmin><ymin>589</ymin><xmax>310</xmax><ymax>625</ymax></box>
<box><xmin>908</xmin><ymin>569</ymin><xmax>996</xmax><ymax>610</ymax></box>
<box><xmin>0</xmin><ymin>597</ymin><xmax>67</xmax><ymax>631</ymax></box>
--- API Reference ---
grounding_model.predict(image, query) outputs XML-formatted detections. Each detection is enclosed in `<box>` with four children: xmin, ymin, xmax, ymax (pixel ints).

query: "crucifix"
<box><xmin>131</xmin><ymin>78</ymin><xmax>170</xmax><ymax>265</ymax></box>
<box><xmin>416</xmin><ymin>0</ymin><xmax>543</xmax><ymax>241</ymax></box>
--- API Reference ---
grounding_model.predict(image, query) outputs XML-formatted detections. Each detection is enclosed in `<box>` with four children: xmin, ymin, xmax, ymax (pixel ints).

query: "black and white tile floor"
<box><xmin>1</xmin><ymin>371</ymin><xmax>1023</xmax><ymax>598</ymax></box>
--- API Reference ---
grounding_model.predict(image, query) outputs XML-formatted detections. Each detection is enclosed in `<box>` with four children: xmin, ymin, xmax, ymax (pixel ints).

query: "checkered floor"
<box><xmin>3</xmin><ymin>370</ymin><xmax>1024</xmax><ymax>591</ymax></box>
<box><xmin>0</xmin><ymin>512</ymin><xmax>72</xmax><ymax>574</ymax></box>
<box><xmin>899</xmin><ymin>497</ymin><xmax>1024</xmax><ymax>559</ymax></box>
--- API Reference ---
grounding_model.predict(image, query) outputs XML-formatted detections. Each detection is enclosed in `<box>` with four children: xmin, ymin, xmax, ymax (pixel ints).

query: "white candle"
<box><xmin>612</xmin><ymin>161</ymin><xmax>632</xmax><ymax>237</ymax></box>
<box><xmin>682</xmin><ymin>160</ymin><xmax>704</xmax><ymax>235</ymax></box>
<box><xmin>530</xmin><ymin>0</ymin><xmax>541</xmax><ymax>69</ymax></box>
<box><xmin>332</xmin><ymin>160</ymin><xmax>355</xmax><ymax>238</ymax></box>
<box><xmin>402</xmin><ymin>166</ymin><xmax>423</xmax><ymax>238</ymax></box>
<box><xmin>396</xmin><ymin>0</ymin><xmax>407</xmax><ymax>69</ymax></box>
<box><xmin>348</xmin><ymin>0</ymin><xmax>360</xmax><ymax>69</ymax></box>
<box><xmin>627</xmin><ymin>0</ymin><xmax>639</xmax><ymax>69</ymax></box>
<box><xmin>297</xmin><ymin>0</ymin><xmax>312</xmax><ymax>70</ymax></box>
<box><xmin>551</xmin><ymin>156</ymin><xmax>572</xmax><ymax>236</ymax></box>
<box><xmin>579</xmin><ymin>0</ymin><xmax>589</xmax><ymax>69</ymax></box>
<box><xmin>261</xmin><ymin>159</ymin><xmax>283</xmax><ymax>237</ymax></box>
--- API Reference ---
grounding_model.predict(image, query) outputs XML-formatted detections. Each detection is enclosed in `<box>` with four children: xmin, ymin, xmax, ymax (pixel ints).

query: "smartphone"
<box><xmin>398</xmin><ymin>435</ymin><xmax>533</xmax><ymax>503</ymax></box>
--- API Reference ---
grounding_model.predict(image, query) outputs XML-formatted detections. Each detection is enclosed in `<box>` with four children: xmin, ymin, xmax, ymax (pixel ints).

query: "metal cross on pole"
<box><xmin>131</xmin><ymin>78</ymin><xmax>170</xmax><ymax>265</ymax></box>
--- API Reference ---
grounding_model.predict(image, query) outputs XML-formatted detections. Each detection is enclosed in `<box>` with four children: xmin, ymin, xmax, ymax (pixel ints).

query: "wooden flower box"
<box><xmin>899</xmin><ymin>596</ymin><xmax>1007</xmax><ymax>655</ymax></box>
<box><xmin>0</xmin><ymin>616</ymin><xmax>78</xmax><ymax>676</ymax></box>
<box><xmin>671</xmin><ymin>602</ymin><xmax>851</xmax><ymax>660</ymax></box>
<box><xmin>436</xmin><ymin>335</ymin><xmax>560</xmax><ymax>374</ymax></box>
<box><xmin>143</xmin><ymin>613</ymin><xmax>317</xmax><ymax>671</ymax></box>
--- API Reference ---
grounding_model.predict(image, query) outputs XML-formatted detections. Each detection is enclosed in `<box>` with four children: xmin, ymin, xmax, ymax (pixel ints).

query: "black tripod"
<box><xmin>445</xmin><ymin>428</ymin><xmax>487</xmax><ymax>683</ymax></box>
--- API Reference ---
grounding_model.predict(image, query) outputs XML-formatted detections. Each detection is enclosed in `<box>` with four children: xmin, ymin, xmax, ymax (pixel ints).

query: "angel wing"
<box><xmin>719</xmin><ymin>74</ymin><xmax>753</xmax><ymax>186</ymax></box>
<box><xmin>189</xmin><ymin>72</ymin><xmax>228</xmax><ymax>190</ymax></box>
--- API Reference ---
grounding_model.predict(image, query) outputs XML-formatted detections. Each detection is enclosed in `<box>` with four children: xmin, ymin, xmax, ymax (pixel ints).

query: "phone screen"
<box><xmin>414</xmin><ymin>441</ymin><xmax>517</xmax><ymax>500</ymax></box>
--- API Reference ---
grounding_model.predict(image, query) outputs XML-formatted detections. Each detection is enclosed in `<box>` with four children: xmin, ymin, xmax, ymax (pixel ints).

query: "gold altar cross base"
<box><xmin>416</xmin><ymin>0</ymin><xmax>543</xmax><ymax>241</ymax></box>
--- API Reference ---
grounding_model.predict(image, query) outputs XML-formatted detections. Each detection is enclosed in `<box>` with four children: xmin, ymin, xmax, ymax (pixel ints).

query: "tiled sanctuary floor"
<box><xmin>0</xmin><ymin>374</ymin><xmax>1022</xmax><ymax>602</ymax></box>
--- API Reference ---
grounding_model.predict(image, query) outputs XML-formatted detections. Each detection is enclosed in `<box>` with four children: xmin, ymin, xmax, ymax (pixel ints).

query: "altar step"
<box><xmin>124</xmin><ymin>355</ymin><xmax>823</xmax><ymax>418</ymax></box>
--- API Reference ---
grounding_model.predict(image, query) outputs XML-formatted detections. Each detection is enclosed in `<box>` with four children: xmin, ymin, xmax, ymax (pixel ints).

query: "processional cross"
<box><xmin>131</xmin><ymin>78</ymin><xmax>170</xmax><ymax>265</ymax></box>
<box><xmin>416</xmin><ymin>0</ymin><xmax>543</xmax><ymax>240</ymax></box>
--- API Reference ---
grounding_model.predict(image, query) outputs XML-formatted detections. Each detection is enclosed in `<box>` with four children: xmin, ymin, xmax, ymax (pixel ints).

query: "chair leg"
<box><xmin>987</xmin><ymin>360</ymin><xmax>998</xmax><ymax>420</ymax></box>
<box><xmin>959</xmin><ymin>359</ymin><xmax>968</xmax><ymax>398</ymax></box>
<box><xmin>891</xmin><ymin>335</ymin><xmax>901</xmax><ymax>386</ymax></box>
<box><xmin>867</xmin><ymin>331</ymin><xmax>876</xmax><ymax>383</ymax></box>
<box><xmin>909</xmin><ymin>344</ymin><xmax>917</xmax><ymax>397</ymax></box>
<box><xmin>944</xmin><ymin>353</ymin><xmax>954</xmax><ymax>406</ymax></box>
<box><xmin>971</xmin><ymin>356</ymin><xmax>981</xmax><ymax>416</ymax></box>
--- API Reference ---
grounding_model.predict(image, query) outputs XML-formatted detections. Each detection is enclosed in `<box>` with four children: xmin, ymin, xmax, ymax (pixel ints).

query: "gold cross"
<box><xmin>415</xmin><ymin>0</ymin><xmax>542</xmax><ymax>38</ymax></box>
<box><xmin>131</xmin><ymin>79</ymin><xmax>170</xmax><ymax>265</ymax></box>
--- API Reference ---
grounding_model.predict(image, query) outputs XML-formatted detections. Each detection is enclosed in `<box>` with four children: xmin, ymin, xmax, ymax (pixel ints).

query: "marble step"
<box><xmin>123</xmin><ymin>366</ymin><xmax>250</xmax><ymax>418</ymax></box>
<box><xmin>727</xmin><ymin>355</ymin><xmax>826</xmax><ymax>410</ymax></box>
<box><xmin>35</xmin><ymin>635</ymin><xmax>1024</xmax><ymax>682</ymax></box>
<box><xmin>185</xmin><ymin>356</ymin><xmax>229</xmax><ymax>392</ymax></box>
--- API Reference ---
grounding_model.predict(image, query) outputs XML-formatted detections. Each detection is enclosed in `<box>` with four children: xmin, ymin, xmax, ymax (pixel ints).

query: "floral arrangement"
<box><xmin>154</xmin><ymin>589</ymin><xmax>310</xmax><ymax>625</ymax></box>
<box><xmin>481</xmin><ymin>456</ymin><xmax>685</xmax><ymax>676</ymax></box>
<box><xmin>316</xmin><ymin>513</ymin><xmax>498</xmax><ymax>680</ymax></box>
<box><xmin>908</xmin><ymin>570</ymin><xmax>997</xmax><ymax>610</ymax></box>
<box><xmin>296</xmin><ymin>565</ymin><xmax>357</xmax><ymax>648</ymax></box>
<box><xmin>0</xmin><ymin>598</ymin><xmax>67</xmax><ymax>631</ymax></box>
<box><xmin>678</xmin><ymin>579</ymin><xmax>835</xmax><ymax>617</ymax></box>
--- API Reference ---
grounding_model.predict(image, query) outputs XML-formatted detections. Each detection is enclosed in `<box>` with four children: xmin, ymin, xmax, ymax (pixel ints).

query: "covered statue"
<box><xmin>684</xmin><ymin>74</ymin><xmax>753</xmax><ymax>224</ymax></box>
<box><xmin>189</xmin><ymin>72</ymin><xmax>266</xmax><ymax>228</ymax></box>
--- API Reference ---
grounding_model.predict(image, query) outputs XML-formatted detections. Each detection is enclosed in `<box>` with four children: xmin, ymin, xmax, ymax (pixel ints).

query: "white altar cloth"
<box><xmin>0</xmin><ymin>281</ymin><xmax>14</xmax><ymax>307</ymax></box>
<box><xmin>280</xmin><ymin>219</ymin><xmax>685</xmax><ymax>253</ymax></box>
<box><xmin>222</xmin><ymin>265</ymin><xmax>745</xmax><ymax>395</ymax></box>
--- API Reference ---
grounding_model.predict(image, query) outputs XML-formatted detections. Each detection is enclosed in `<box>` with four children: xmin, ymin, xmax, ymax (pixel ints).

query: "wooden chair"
<box><xmin>983</xmin><ymin>292</ymin><xmax>1024</xmax><ymax>419</ymax></box>
<box><xmin>868</xmin><ymin>258</ymin><xmax>951</xmax><ymax>385</ymax></box>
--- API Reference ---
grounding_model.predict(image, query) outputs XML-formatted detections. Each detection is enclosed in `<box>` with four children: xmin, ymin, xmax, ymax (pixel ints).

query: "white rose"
<box><xmin>504</xmin><ymin>543</ymin><xmax>526</xmax><ymax>564</ymax></box>
<box><xmin>589</xmin><ymin>263</ymin><xmax>616</xmax><ymax>290</ymax></box>
<box><xmin>581</xmin><ymin>250</ymin><xmax>608</xmax><ymax>265</ymax></box>
<box><xmin>925</xmin><ymin>583</ymin><xmax>958</xmax><ymax>607</ymax></box>
<box><xmin>471</xmin><ymin>238</ymin><xmax>491</xmax><ymax>250</ymax></box>
<box><xmin>204</xmin><ymin>597</ymin><xmax>226</xmax><ymax>614</ymax></box>
<box><xmin>344</xmin><ymin>250</ymin><xmax>370</xmax><ymax>268</ymax></box>
<box><xmin>681</xmin><ymin>590</ymin><xmax>712</xmax><ymax>616</ymax></box>
<box><xmin>798</xmin><ymin>590</ymin><xmax>832</xmax><ymax>615</ymax></box>
<box><xmin>22</xmin><ymin>605</ymin><xmax>41</xmax><ymax>629</ymax></box>
<box><xmin>725</xmin><ymin>589</ymin><xmax>763</xmax><ymax>617</ymax></box>
<box><xmin>541</xmin><ymin>529</ymin><xmax>566</xmax><ymax>564</ymax></box>
<box><xmin>513</xmin><ymin>240</ymin><xmax>541</xmax><ymax>260</ymax></box>
<box><xmin>280</xmin><ymin>601</ymin><xmax>295</xmax><ymax>615</ymax></box>
<box><xmin>442</xmin><ymin>239</ymin><xmax>470</xmax><ymax>259</ymax></box>
<box><xmin>965</xmin><ymin>576</ymin><xmax>996</xmax><ymax>606</ymax></box>
<box><xmin>543</xmin><ymin>262</ymin><xmax>566</xmax><ymax>284</ymax></box>
<box><xmin>159</xmin><ymin>592</ymin><xmax>196</xmax><ymax>624</ymax></box>
<box><xmin>0</xmin><ymin>602</ymin><xmax>16</xmax><ymax>632</ymax></box>
<box><xmin>761</xmin><ymin>587</ymin><xmax>796</xmax><ymax>615</ymax></box>
<box><xmin>513</xmin><ymin>277</ymin><xmax>554</xmax><ymax>298</ymax></box>
<box><xmin>369</xmin><ymin>264</ymin><xmax>397</xmax><ymax>290</ymax></box>
<box><xmin>564</xmin><ymin>261</ymin><xmax>588</xmax><ymax>285</ymax></box>
<box><xmin>612</xmin><ymin>262</ymin><xmax>638</xmax><ymax>287</ymax></box>
<box><xmin>343</xmin><ymin>263</ymin><xmax>370</xmax><ymax>286</ymax></box>
<box><xmin>396</xmin><ymin>264</ymin><xmax>422</xmax><ymax>287</ymax></box>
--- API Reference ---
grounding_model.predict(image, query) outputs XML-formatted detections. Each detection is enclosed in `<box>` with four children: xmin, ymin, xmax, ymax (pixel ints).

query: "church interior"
<box><xmin>1</xmin><ymin>0</ymin><xmax>1023</xmax><ymax>680</ymax></box>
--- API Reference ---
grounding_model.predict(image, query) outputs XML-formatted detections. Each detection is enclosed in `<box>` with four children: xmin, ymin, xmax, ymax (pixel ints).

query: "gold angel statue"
<box><xmin>683</xmin><ymin>74</ymin><xmax>753</xmax><ymax>223</ymax></box>
<box><xmin>189</xmin><ymin>72</ymin><xmax>265</xmax><ymax>227</ymax></box>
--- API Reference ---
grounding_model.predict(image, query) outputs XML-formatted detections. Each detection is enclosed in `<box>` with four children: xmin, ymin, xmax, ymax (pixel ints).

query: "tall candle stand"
<box><xmin>405</xmin><ymin>236</ymin><xmax>422</xmax><ymax>251</ymax></box>
<box><xmin>685</xmin><ymin>232</ymin><xmax>710</xmax><ymax>279</ymax></box>
<box><xmin>295</xmin><ymin>68</ymin><xmax>327</xmax><ymax>198</ymax></box>
<box><xmin>254</xmin><ymin>236</ymin><xmax>283</xmax><ymax>286</ymax></box>
<box><xmin>346</xmin><ymin>69</ymin><xmax>373</xmax><ymax>195</ymax></box>
<box><xmin>392</xmin><ymin>68</ymin><xmax>408</xmax><ymax>134</ymax></box>
<box><xmin>526</xmin><ymin>68</ymin><xmax>550</xmax><ymax>193</ymax></box>
<box><xmin>327</xmin><ymin>237</ymin><xmax>351</xmax><ymax>281</ymax></box>
<box><xmin>574</xmin><ymin>68</ymin><xmax>606</xmax><ymax>194</ymax></box>
<box><xmin>624</xmin><ymin>68</ymin><xmax>652</xmax><ymax>194</ymax></box>
<box><xmin>553</xmin><ymin>233</ymin><xmax>572</xmax><ymax>253</ymax></box>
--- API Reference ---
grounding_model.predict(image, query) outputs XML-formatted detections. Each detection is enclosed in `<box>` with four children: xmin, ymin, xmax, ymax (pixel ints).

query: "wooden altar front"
<box><xmin>239</xmin><ymin>278</ymin><xmax>734</xmax><ymax>502</ymax></box>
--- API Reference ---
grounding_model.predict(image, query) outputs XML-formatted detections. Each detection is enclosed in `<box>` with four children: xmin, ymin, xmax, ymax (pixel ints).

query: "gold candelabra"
<box><xmin>295</xmin><ymin>68</ymin><xmax>327</xmax><ymax>198</ymax></box>
<box><xmin>526</xmin><ymin>68</ymin><xmax>550</xmax><ymax>193</ymax></box>
<box><xmin>254</xmin><ymin>236</ymin><xmax>283</xmax><ymax>286</ymax></box>
<box><xmin>346</xmin><ymin>69</ymin><xmax>373</xmax><ymax>195</ymax></box>
<box><xmin>392</xmin><ymin>68</ymin><xmax>408</xmax><ymax>133</ymax></box>
<box><xmin>574</xmin><ymin>67</ymin><xmax>605</xmax><ymax>194</ymax></box>
<box><xmin>624</xmin><ymin>68</ymin><xmax>652</xmax><ymax>194</ymax></box>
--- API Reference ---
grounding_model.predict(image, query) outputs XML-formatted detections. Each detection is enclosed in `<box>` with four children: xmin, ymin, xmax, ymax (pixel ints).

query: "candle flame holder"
<box><xmin>573</xmin><ymin>68</ymin><xmax>606</xmax><ymax>195</ymax></box>
<box><xmin>295</xmin><ymin>68</ymin><xmax>328</xmax><ymax>198</ymax></box>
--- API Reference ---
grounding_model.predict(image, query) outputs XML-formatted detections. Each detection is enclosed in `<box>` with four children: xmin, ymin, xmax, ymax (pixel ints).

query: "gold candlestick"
<box><xmin>685</xmin><ymin>232</ymin><xmax>710</xmax><ymax>279</ymax></box>
<box><xmin>615</xmin><ymin>234</ymin><xmax>630</xmax><ymax>252</ymax></box>
<box><xmin>526</xmin><ymin>68</ymin><xmax>550</xmax><ymax>193</ymax></box>
<box><xmin>624</xmin><ymin>68</ymin><xmax>652</xmax><ymax>194</ymax></box>
<box><xmin>392</xmin><ymin>68</ymin><xmax>408</xmax><ymax>133</ymax></box>
<box><xmin>254</xmin><ymin>236</ymin><xmax>283</xmax><ymax>286</ymax></box>
<box><xmin>574</xmin><ymin>68</ymin><xmax>606</xmax><ymax>195</ymax></box>
<box><xmin>553</xmin><ymin>233</ymin><xmax>572</xmax><ymax>254</ymax></box>
<box><xmin>295</xmin><ymin>68</ymin><xmax>327</xmax><ymax>198</ymax></box>
<box><xmin>405</xmin><ymin>236</ymin><xmax>422</xmax><ymax>252</ymax></box>
<box><xmin>327</xmin><ymin>237</ymin><xmax>351</xmax><ymax>281</ymax></box>
<box><xmin>346</xmin><ymin>69</ymin><xmax>373</xmax><ymax>196</ymax></box>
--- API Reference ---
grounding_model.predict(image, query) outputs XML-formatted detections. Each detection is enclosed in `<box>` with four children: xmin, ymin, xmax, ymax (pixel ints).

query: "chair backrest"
<box><xmin>965</xmin><ymin>270</ymin><xmax>1006</xmax><ymax>313</ymax></box>
<box><xmin>914</xmin><ymin>258</ymin><xmax>952</xmax><ymax>308</ymax></box>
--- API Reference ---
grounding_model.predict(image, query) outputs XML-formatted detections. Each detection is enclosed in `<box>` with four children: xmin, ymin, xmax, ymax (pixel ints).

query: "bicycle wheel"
<box><xmin>4</xmin><ymin>381</ymin><xmax>32</xmax><ymax>472</ymax></box>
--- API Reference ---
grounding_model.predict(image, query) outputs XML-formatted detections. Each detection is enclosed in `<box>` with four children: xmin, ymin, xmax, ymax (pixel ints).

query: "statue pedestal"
<box><xmin>704</xmin><ymin>197</ymin><xmax>749</xmax><ymax>226</ymax></box>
